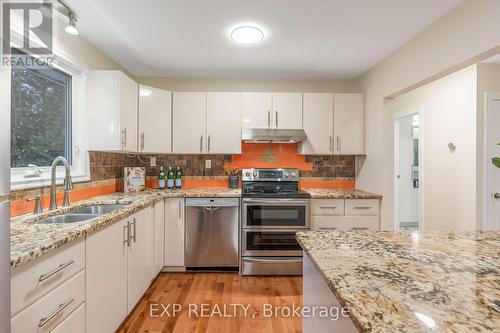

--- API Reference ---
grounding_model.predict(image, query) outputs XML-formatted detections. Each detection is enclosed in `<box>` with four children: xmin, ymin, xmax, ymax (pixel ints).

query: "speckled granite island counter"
<box><xmin>296</xmin><ymin>230</ymin><xmax>500</xmax><ymax>333</ymax></box>
<box><xmin>10</xmin><ymin>188</ymin><xmax>241</xmax><ymax>268</ymax></box>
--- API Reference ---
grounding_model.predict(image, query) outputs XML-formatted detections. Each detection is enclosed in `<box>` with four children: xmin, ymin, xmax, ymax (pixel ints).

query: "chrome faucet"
<box><xmin>49</xmin><ymin>156</ymin><xmax>73</xmax><ymax>210</ymax></box>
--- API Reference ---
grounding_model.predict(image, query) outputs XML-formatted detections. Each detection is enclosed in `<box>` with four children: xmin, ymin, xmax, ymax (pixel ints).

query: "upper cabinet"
<box><xmin>300</xmin><ymin>93</ymin><xmax>334</xmax><ymax>154</ymax></box>
<box><xmin>333</xmin><ymin>93</ymin><xmax>364</xmax><ymax>155</ymax></box>
<box><xmin>272</xmin><ymin>93</ymin><xmax>303</xmax><ymax>129</ymax></box>
<box><xmin>242</xmin><ymin>93</ymin><xmax>273</xmax><ymax>129</ymax></box>
<box><xmin>206</xmin><ymin>92</ymin><xmax>242</xmax><ymax>154</ymax></box>
<box><xmin>242</xmin><ymin>92</ymin><xmax>302</xmax><ymax>129</ymax></box>
<box><xmin>87</xmin><ymin>70</ymin><xmax>138</xmax><ymax>152</ymax></box>
<box><xmin>173</xmin><ymin>92</ymin><xmax>242</xmax><ymax>154</ymax></box>
<box><xmin>138</xmin><ymin>85</ymin><xmax>172</xmax><ymax>154</ymax></box>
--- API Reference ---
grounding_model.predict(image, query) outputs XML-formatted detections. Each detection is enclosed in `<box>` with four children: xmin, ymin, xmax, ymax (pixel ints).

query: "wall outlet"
<box><xmin>205</xmin><ymin>160</ymin><xmax>212</xmax><ymax>169</ymax></box>
<box><xmin>150</xmin><ymin>157</ymin><xmax>156</xmax><ymax>167</ymax></box>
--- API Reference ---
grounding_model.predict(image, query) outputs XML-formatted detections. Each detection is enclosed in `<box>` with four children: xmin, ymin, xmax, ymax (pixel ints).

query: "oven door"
<box><xmin>242</xmin><ymin>198</ymin><xmax>310</xmax><ymax>229</ymax></box>
<box><xmin>241</xmin><ymin>229</ymin><xmax>303</xmax><ymax>256</ymax></box>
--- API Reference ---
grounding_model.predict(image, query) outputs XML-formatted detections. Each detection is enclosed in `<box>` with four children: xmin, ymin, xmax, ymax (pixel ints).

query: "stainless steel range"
<box><xmin>240</xmin><ymin>168</ymin><xmax>310</xmax><ymax>275</ymax></box>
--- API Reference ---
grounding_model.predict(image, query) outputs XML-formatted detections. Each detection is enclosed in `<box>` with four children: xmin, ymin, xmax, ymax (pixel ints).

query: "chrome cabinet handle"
<box><xmin>200</xmin><ymin>135</ymin><xmax>203</xmax><ymax>153</ymax></box>
<box><xmin>353</xmin><ymin>206</ymin><xmax>372</xmax><ymax>210</ymax></box>
<box><xmin>275</xmin><ymin>110</ymin><xmax>278</xmax><ymax>128</ymax></box>
<box><xmin>208</xmin><ymin>135</ymin><xmax>211</xmax><ymax>152</ymax></box>
<box><xmin>352</xmin><ymin>227</ymin><xmax>369</xmax><ymax>230</ymax></box>
<box><xmin>494</xmin><ymin>193</ymin><xmax>500</xmax><ymax>199</ymax></box>
<box><xmin>329</xmin><ymin>136</ymin><xmax>332</xmax><ymax>152</ymax></box>
<box><xmin>178</xmin><ymin>201</ymin><xmax>182</xmax><ymax>219</ymax></box>
<box><xmin>123</xmin><ymin>223</ymin><xmax>129</xmax><ymax>247</ymax></box>
<box><xmin>267</xmin><ymin>110</ymin><xmax>271</xmax><ymax>128</ymax></box>
<box><xmin>336</xmin><ymin>135</ymin><xmax>340</xmax><ymax>152</ymax></box>
<box><xmin>121</xmin><ymin>129</ymin><xmax>127</xmax><ymax>147</ymax></box>
<box><xmin>39</xmin><ymin>260</ymin><xmax>75</xmax><ymax>282</ymax></box>
<box><xmin>320</xmin><ymin>206</ymin><xmax>337</xmax><ymax>209</ymax></box>
<box><xmin>140</xmin><ymin>132</ymin><xmax>145</xmax><ymax>150</ymax></box>
<box><xmin>39</xmin><ymin>298</ymin><xmax>74</xmax><ymax>327</ymax></box>
<box><xmin>130</xmin><ymin>218</ymin><xmax>136</xmax><ymax>243</ymax></box>
<box><xmin>319</xmin><ymin>227</ymin><xmax>337</xmax><ymax>230</ymax></box>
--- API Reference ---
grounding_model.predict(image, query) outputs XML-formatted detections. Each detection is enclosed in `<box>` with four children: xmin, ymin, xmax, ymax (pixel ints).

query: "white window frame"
<box><xmin>9</xmin><ymin>27</ymin><xmax>90</xmax><ymax>190</ymax></box>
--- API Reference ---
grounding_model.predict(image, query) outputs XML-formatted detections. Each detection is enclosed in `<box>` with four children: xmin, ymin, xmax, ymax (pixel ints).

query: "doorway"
<box><xmin>395</xmin><ymin>110</ymin><xmax>422</xmax><ymax>231</ymax></box>
<box><xmin>484</xmin><ymin>92</ymin><xmax>500</xmax><ymax>230</ymax></box>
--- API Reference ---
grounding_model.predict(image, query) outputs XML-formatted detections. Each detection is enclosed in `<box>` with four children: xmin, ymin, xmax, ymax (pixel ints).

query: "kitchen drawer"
<box><xmin>11</xmin><ymin>239</ymin><xmax>85</xmax><ymax>315</ymax></box>
<box><xmin>11</xmin><ymin>270</ymin><xmax>85</xmax><ymax>333</ymax></box>
<box><xmin>51</xmin><ymin>303</ymin><xmax>85</xmax><ymax>333</ymax></box>
<box><xmin>311</xmin><ymin>199</ymin><xmax>345</xmax><ymax>216</ymax></box>
<box><xmin>345</xmin><ymin>199</ymin><xmax>379</xmax><ymax>216</ymax></box>
<box><xmin>312</xmin><ymin>216</ymin><xmax>379</xmax><ymax>231</ymax></box>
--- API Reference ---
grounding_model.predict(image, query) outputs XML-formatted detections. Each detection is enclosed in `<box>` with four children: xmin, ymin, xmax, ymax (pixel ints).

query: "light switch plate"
<box><xmin>205</xmin><ymin>160</ymin><xmax>211</xmax><ymax>169</ymax></box>
<box><xmin>150</xmin><ymin>157</ymin><xmax>156</xmax><ymax>167</ymax></box>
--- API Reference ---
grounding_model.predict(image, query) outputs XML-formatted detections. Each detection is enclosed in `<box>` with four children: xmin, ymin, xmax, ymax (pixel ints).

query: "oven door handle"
<box><xmin>243</xmin><ymin>257</ymin><xmax>303</xmax><ymax>264</ymax></box>
<box><xmin>243</xmin><ymin>199</ymin><xmax>310</xmax><ymax>205</ymax></box>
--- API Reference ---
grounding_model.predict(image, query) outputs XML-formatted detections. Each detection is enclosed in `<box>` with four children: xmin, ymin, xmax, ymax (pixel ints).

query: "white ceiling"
<box><xmin>66</xmin><ymin>0</ymin><xmax>462</xmax><ymax>79</ymax></box>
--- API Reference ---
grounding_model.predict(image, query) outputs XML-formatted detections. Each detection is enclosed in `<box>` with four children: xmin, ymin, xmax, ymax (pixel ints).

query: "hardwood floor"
<box><xmin>118</xmin><ymin>273</ymin><xmax>303</xmax><ymax>333</ymax></box>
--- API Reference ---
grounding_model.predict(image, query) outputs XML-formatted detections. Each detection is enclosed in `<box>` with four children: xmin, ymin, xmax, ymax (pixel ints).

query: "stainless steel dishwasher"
<box><xmin>185</xmin><ymin>198</ymin><xmax>239</xmax><ymax>269</ymax></box>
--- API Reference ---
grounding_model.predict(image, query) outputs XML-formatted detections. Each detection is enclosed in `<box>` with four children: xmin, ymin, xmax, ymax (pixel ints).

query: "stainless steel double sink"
<box><xmin>38</xmin><ymin>203</ymin><xmax>132</xmax><ymax>224</ymax></box>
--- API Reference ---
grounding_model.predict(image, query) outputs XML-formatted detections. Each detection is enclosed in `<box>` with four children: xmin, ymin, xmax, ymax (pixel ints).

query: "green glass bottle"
<box><xmin>158</xmin><ymin>166</ymin><xmax>165</xmax><ymax>190</ymax></box>
<box><xmin>175</xmin><ymin>166</ymin><xmax>182</xmax><ymax>188</ymax></box>
<box><xmin>167</xmin><ymin>166</ymin><xmax>174</xmax><ymax>189</ymax></box>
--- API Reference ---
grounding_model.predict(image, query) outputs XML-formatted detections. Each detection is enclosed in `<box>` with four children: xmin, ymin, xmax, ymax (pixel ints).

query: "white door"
<box><xmin>86</xmin><ymin>219</ymin><xmax>128</xmax><ymax>333</ymax></box>
<box><xmin>165</xmin><ymin>198</ymin><xmax>185</xmax><ymax>267</ymax></box>
<box><xmin>139</xmin><ymin>85</ymin><xmax>172</xmax><ymax>153</ymax></box>
<box><xmin>173</xmin><ymin>92</ymin><xmax>207</xmax><ymax>153</ymax></box>
<box><xmin>153</xmin><ymin>199</ymin><xmax>165</xmax><ymax>276</ymax></box>
<box><xmin>119</xmin><ymin>72</ymin><xmax>138</xmax><ymax>152</ymax></box>
<box><xmin>127</xmin><ymin>210</ymin><xmax>150</xmax><ymax>312</ymax></box>
<box><xmin>301</xmin><ymin>93</ymin><xmax>334</xmax><ymax>154</ymax></box>
<box><xmin>242</xmin><ymin>93</ymin><xmax>273</xmax><ymax>129</ymax></box>
<box><xmin>207</xmin><ymin>92</ymin><xmax>242</xmax><ymax>153</ymax></box>
<box><xmin>485</xmin><ymin>95</ymin><xmax>500</xmax><ymax>229</ymax></box>
<box><xmin>334</xmin><ymin>93</ymin><xmax>364</xmax><ymax>154</ymax></box>
<box><xmin>272</xmin><ymin>93</ymin><xmax>303</xmax><ymax>129</ymax></box>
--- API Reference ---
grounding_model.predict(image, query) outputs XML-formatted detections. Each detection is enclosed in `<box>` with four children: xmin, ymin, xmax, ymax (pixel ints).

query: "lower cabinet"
<box><xmin>311</xmin><ymin>199</ymin><xmax>380</xmax><ymax>231</ymax></box>
<box><xmin>153</xmin><ymin>199</ymin><xmax>165</xmax><ymax>276</ymax></box>
<box><xmin>51</xmin><ymin>303</ymin><xmax>85</xmax><ymax>333</ymax></box>
<box><xmin>165</xmin><ymin>198</ymin><xmax>185</xmax><ymax>268</ymax></box>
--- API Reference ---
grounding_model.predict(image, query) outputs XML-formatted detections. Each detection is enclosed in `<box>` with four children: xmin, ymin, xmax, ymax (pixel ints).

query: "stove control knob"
<box><xmin>253</xmin><ymin>172</ymin><xmax>258</xmax><ymax>177</ymax></box>
<box><xmin>245</xmin><ymin>171</ymin><xmax>251</xmax><ymax>177</ymax></box>
<box><xmin>291</xmin><ymin>172</ymin><xmax>297</xmax><ymax>178</ymax></box>
<box><xmin>284</xmin><ymin>171</ymin><xmax>289</xmax><ymax>178</ymax></box>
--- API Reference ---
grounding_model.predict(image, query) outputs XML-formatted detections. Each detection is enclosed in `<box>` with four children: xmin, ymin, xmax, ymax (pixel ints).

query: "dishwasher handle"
<box><xmin>203</xmin><ymin>206</ymin><xmax>220</xmax><ymax>211</ymax></box>
<box><xmin>186</xmin><ymin>198</ymin><xmax>239</xmax><ymax>207</ymax></box>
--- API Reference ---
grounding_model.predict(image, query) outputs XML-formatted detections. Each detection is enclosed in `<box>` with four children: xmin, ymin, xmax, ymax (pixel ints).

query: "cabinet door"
<box><xmin>139</xmin><ymin>85</ymin><xmax>172</xmax><ymax>153</ymax></box>
<box><xmin>119</xmin><ymin>72</ymin><xmax>139</xmax><ymax>152</ymax></box>
<box><xmin>301</xmin><ymin>93</ymin><xmax>334</xmax><ymax>154</ymax></box>
<box><xmin>127</xmin><ymin>210</ymin><xmax>150</xmax><ymax>312</ymax></box>
<box><xmin>272</xmin><ymin>93</ymin><xmax>303</xmax><ymax>129</ymax></box>
<box><xmin>86</xmin><ymin>219</ymin><xmax>128</xmax><ymax>333</ymax></box>
<box><xmin>144</xmin><ymin>205</ymin><xmax>154</xmax><ymax>280</ymax></box>
<box><xmin>333</xmin><ymin>94</ymin><xmax>364</xmax><ymax>154</ymax></box>
<box><xmin>207</xmin><ymin>92</ymin><xmax>242</xmax><ymax>154</ymax></box>
<box><xmin>165</xmin><ymin>199</ymin><xmax>185</xmax><ymax>267</ymax></box>
<box><xmin>173</xmin><ymin>92</ymin><xmax>207</xmax><ymax>153</ymax></box>
<box><xmin>242</xmin><ymin>93</ymin><xmax>273</xmax><ymax>129</ymax></box>
<box><xmin>153</xmin><ymin>199</ymin><xmax>165</xmax><ymax>276</ymax></box>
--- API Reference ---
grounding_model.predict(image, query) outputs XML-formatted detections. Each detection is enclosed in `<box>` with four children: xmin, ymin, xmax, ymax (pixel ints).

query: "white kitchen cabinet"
<box><xmin>87</xmin><ymin>70</ymin><xmax>138</xmax><ymax>152</ymax></box>
<box><xmin>165</xmin><ymin>198</ymin><xmax>185</xmax><ymax>268</ymax></box>
<box><xmin>51</xmin><ymin>303</ymin><xmax>85</xmax><ymax>333</ymax></box>
<box><xmin>138</xmin><ymin>85</ymin><xmax>172</xmax><ymax>153</ymax></box>
<box><xmin>272</xmin><ymin>92</ymin><xmax>303</xmax><ymax>129</ymax></box>
<box><xmin>300</xmin><ymin>93</ymin><xmax>334</xmax><ymax>154</ymax></box>
<box><xmin>206</xmin><ymin>92</ymin><xmax>242</xmax><ymax>154</ymax></box>
<box><xmin>153</xmin><ymin>199</ymin><xmax>165</xmax><ymax>276</ymax></box>
<box><xmin>333</xmin><ymin>93</ymin><xmax>364</xmax><ymax>154</ymax></box>
<box><xmin>172</xmin><ymin>92</ymin><xmax>207</xmax><ymax>153</ymax></box>
<box><xmin>86</xmin><ymin>219</ymin><xmax>128</xmax><ymax>333</ymax></box>
<box><xmin>145</xmin><ymin>205</ymin><xmax>155</xmax><ymax>280</ymax></box>
<box><xmin>311</xmin><ymin>199</ymin><xmax>379</xmax><ymax>231</ymax></box>
<box><xmin>127</xmin><ymin>210</ymin><xmax>151</xmax><ymax>312</ymax></box>
<box><xmin>242</xmin><ymin>92</ymin><xmax>273</xmax><ymax>129</ymax></box>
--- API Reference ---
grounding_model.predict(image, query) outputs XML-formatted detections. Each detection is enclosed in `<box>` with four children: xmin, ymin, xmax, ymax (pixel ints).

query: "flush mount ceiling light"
<box><xmin>230</xmin><ymin>25</ymin><xmax>264</xmax><ymax>45</ymax></box>
<box><xmin>65</xmin><ymin>12</ymin><xmax>79</xmax><ymax>35</ymax></box>
<box><xmin>139</xmin><ymin>88</ymin><xmax>152</xmax><ymax>97</ymax></box>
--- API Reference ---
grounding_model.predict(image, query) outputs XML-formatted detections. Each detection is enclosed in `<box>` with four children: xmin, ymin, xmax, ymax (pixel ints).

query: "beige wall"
<box><xmin>356</xmin><ymin>0</ymin><xmax>500</xmax><ymax>230</ymax></box>
<box><xmin>135</xmin><ymin>76</ymin><xmax>357</xmax><ymax>93</ymax></box>
<box><xmin>386</xmin><ymin>66</ymin><xmax>477</xmax><ymax>231</ymax></box>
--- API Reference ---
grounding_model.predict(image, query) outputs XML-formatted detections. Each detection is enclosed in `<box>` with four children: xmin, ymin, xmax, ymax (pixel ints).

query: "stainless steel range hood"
<box><xmin>241</xmin><ymin>128</ymin><xmax>307</xmax><ymax>143</ymax></box>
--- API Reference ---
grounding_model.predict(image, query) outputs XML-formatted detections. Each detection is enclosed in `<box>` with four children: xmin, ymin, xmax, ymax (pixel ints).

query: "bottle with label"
<box><xmin>158</xmin><ymin>166</ymin><xmax>165</xmax><ymax>190</ymax></box>
<box><xmin>175</xmin><ymin>166</ymin><xmax>182</xmax><ymax>188</ymax></box>
<box><xmin>167</xmin><ymin>166</ymin><xmax>175</xmax><ymax>189</ymax></box>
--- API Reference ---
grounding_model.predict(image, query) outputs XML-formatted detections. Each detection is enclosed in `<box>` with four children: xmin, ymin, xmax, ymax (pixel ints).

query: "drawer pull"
<box><xmin>319</xmin><ymin>206</ymin><xmax>337</xmax><ymax>209</ymax></box>
<box><xmin>319</xmin><ymin>227</ymin><xmax>337</xmax><ymax>230</ymax></box>
<box><xmin>353</xmin><ymin>206</ymin><xmax>372</xmax><ymax>210</ymax></box>
<box><xmin>352</xmin><ymin>227</ymin><xmax>369</xmax><ymax>230</ymax></box>
<box><xmin>38</xmin><ymin>260</ymin><xmax>75</xmax><ymax>282</ymax></box>
<box><xmin>38</xmin><ymin>298</ymin><xmax>74</xmax><ymax>327</ymax></box>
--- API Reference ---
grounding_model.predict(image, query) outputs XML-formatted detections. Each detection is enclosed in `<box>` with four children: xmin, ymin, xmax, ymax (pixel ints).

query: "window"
<box><xmin>11</xmin><ymin>57</ymin><xmax>72</xmax><ymax>168</ymax></box>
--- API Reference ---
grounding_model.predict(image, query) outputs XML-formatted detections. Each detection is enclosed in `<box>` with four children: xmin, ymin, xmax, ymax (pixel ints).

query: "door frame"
<box><xmin>393</xmin><ymin>106</ymin><xmax>424</xmax><ymax>231</ymax></box>
<box><xmin>484</xmin><ymin>92</ymin><xmax>500</xmax><ymax>230</ymax></box>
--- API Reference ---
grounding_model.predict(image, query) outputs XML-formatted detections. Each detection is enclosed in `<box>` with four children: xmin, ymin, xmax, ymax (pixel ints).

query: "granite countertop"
<box><xmin>10</xmin><ymin>188</ymin><xmax>241</xmax><ymax>269</ymax></box>
<box><xmin>296</xmin><ymin>230</ymin><xmax>500</xmax><ymax>333</ymax></box>
<box><xmin>303</xmin><ymin>188</ymin><xmax>382</xmax><ymax>199</ymax></box>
